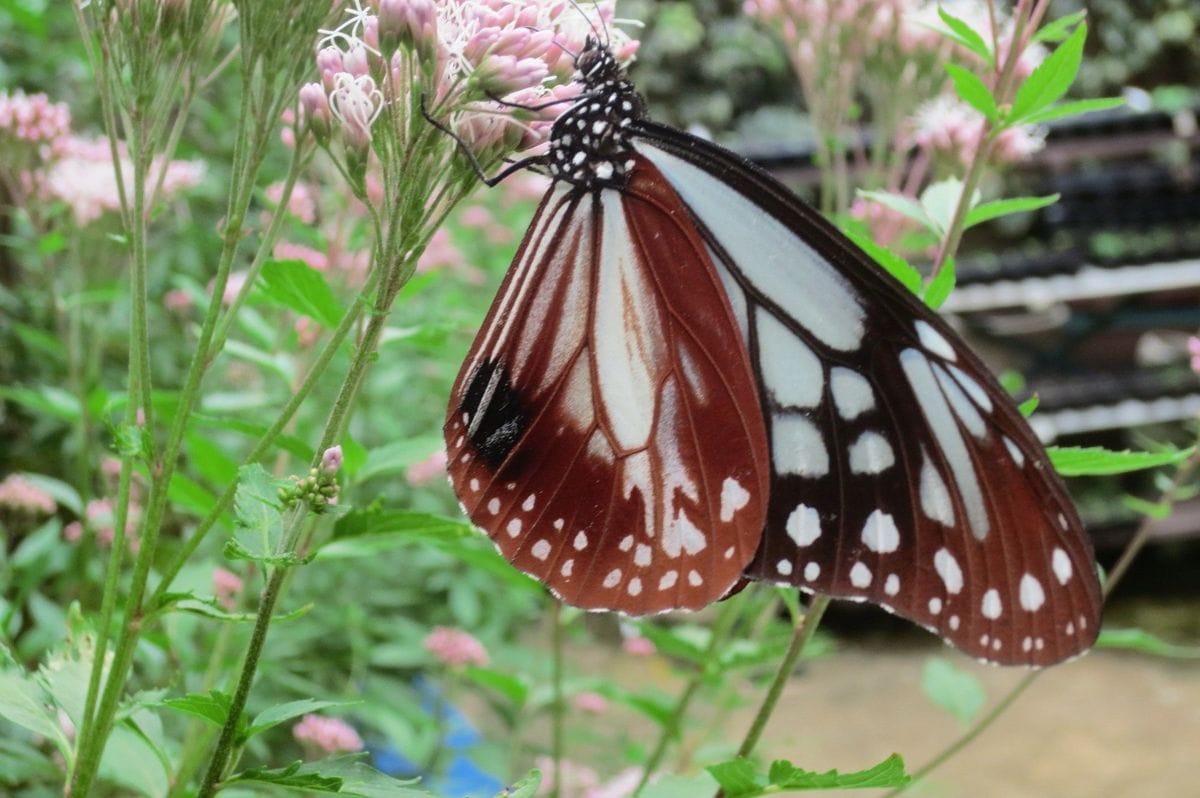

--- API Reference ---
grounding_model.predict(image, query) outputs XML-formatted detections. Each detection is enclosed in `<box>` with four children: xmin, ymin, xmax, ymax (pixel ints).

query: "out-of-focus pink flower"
<box><xmin>0</xmin><ymin>90</ymin><xmax>71</xmax><ymax>157</ymax></box>
<box><xmin>406</xmin><ymin>448</ymin><xmax>448</xmax><ymax>487</ymax></box>
<box><xmin>35</xmin><ymin>135</ymin><xmax>204</xmax><ymax>225</ymax></box>
<box><xmin>424</xmin><ymin>626</ymin><xmax>489</xmax><ymax>667</ymax></box>
<box><xmin>485</xmin><ymin>223</ymin><xmax>513</xmax><ymax>245</ymax></box>
<box><xmin>275</xmin><ymin>241</ymin><xmax>330</xmax><ymax>272</ymax></box>
<box><xmin>215</xmin><ymin>270</ymin><xmax>249</xmax><ymax>306</ymax></box>
<box><xmin>1188</xmin><ymin>336</ymin><xmax>1200</xmax><ymax>375</ymax></box>
<box><xmin>82</xmin><ymin>497</ymin><xmax>141</xmax><ymax>549</ymax></box>
<box><xmin>101</xmin><ymin>457</ymin><xmax>123</xmax><ymax>479</ymax></box>
<box><xmin>459</xmin><ymin>204</ymin><xmax>492</xmax><ymax>228</ymax></box>
<box><xmin>993</xmin><ymin>124</ymin><xmax>1044</xmax><ymax>162</ymax></box>
<box><xmin>265</xmin><ymin>181</ymin><xmax>318</xmax><ymax>224</ymax></box>
<box><xmin>63</xmin><ymin>521</ymin><xmax>84</xmax><ymax>542</ymax></box>
<box><xmin>295</xmin><ymin>316</ymin><xmax>322</xmax><ymax>348</ymax></box>
<box><xmin>292</xmin><ymin>714</ymin><xmax>364</xmax><ymax>754</ymax></box>
<box><xmin>587</xmin><ymin>767</ymin><xmax>644</xmax><ymax>798</ymax></box>
<box><xmin>572</xmin><ymin>691</ymin><xmax>609</xmax><ymax>714</ymax></box>
<box><xmin>849</xmin><ymin>195</ymin><xmax>918</xmax><ymax>248</ymax></box>
<box><xmin>164</xmin><ymin>289</ymin><xmax>193</xmax><ymax>313</ymax></box>
<box><xmin>503</xmin><ymin>171</ymin><xmax>552</xmax><ymax>202</ymax></box>
<box><xmin>621</xmin><ymin>636</ymin><xmax>655</xmax><ymax>656</ymax></box>
<box><xmin>0</xmin><ymin>474</ymin><xmax>56</xmax><ymax>514</ymax></box>
<box><xmin>535</xmin><ymin>756</ymin><xmax>599</xmax><ymax>797</ymax></box>
<box><xmin>212</xmin><ymin>567</ymin><xmax>244</xmax><ymax>610</ymax></box>
<box><xmin>417</xmin><ymin>227</ymin><xmax>463</xmax><ymax>274</ymax></box>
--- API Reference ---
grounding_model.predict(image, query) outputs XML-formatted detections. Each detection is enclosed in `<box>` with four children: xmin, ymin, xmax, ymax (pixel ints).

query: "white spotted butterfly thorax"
<box><xmin>444</xmin><ymin>37</ymin><xmax>1102</xmax><ymax>667</ymax></box>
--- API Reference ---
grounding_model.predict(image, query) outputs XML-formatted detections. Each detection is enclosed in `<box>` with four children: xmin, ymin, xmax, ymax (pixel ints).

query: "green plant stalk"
<box><xmin>70</xmin><ymin>52</ymin><xmax>264</xmax><ymax>797</ymax></box>
<box><xmin>634</xmin><ymin>592</ymin><xmax>749</xmax><ymax>797</ymax></box>
<box><xmin>888</xmin><ymin>445</ymin><xmax>1200</xmax><ymax>797</ymax></box>
<box><xmin>551</xmin><ymin>602</ymin><xmax>564</xmax><ymax>798</ymax></box>
<box><xmin>195</xmin><ymin>223</ymin><xmax>425</xmax><ymax>792</ymax></box>
<box><xmin>932</xmin><ymin>0</ymin><xmax>1049</xmax><ymax>276</ymax></box>
<box><xmin>70</xmin><ymin>98</ymin><xmax>157</xmax><ymax>797</ymax></box>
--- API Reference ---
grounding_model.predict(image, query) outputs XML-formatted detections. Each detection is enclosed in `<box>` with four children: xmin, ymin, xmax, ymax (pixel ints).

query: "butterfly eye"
<box><xmin>445</xmin><ymin>40</ymin><xmax>1102</xmax><ymax>668</ymax></box>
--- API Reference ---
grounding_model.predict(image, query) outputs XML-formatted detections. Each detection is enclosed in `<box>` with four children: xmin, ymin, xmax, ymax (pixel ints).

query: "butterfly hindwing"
<box><xmin>635</xmin><ymin>131</ymin><xmax>1102</xmax><ymax>665</ymax></box>
<box><xmin>445</xmin><ymin>165</ymin><xmax>771</xmax><ymax>615</ymax></box>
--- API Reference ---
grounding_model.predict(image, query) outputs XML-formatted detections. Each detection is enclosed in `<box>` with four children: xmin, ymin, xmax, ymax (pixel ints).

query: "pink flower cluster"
<box><xmin>292</xmin><ymin>713</ymin><xmax>364</xmax><ymax>754</ymax></box>
<box><xmin>212</xmin><ymin>567</ymin><xmax>244</xmax><ymax>610</ymax></box>
<box><xmin>908</xmin><ymin>94</ymin><xmax>1044</xmax><ymax>164</ymax></box>
<box><xmin>0</xmin><ymin>474</ymin><xmax>56</xmax><ymax>514</ymax></box>
<box><xmin>63</xmin><ymin>497</ymin><xmax>142</xmax><ymax>549</ymax></box>
<box><xmin>0</xmin><ymin>91</ymin><xmax>70</xmax><ymax>154</ymax></box>
<box><xmin>406</xmin><ymin>447</ymin><xmax>448</xmax><ymax>487</ymax></box>
<box><xmin>534</xmin><ymin>757</ymin><xmax>643</xmax><ymax>798</ymax></box>
<box><xmin>300</xmin><ymin>0</ymin><xmax>638</xmax><ymax>160</ymax></box>
<box><xmin>34</xmin><ymin>135</ymin><xmax>205</xmax><ymax>225</ymax></box>
<box><xmin>423</xmin><ymin>626</ymin><xmax>489</xmax><ymax>667</ymax></box>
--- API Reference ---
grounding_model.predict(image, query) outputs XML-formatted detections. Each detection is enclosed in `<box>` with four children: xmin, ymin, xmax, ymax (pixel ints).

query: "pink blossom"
<box><xmin>295</xmin><ymin>316</ymin><xmax>322</xmax><ymax>348</ymax></box>
<box><xmin>485</xmin><ymin>223</ymin><xmax>513</xmax><ymax>245</ymax></box>
<box><xmin>1189</xmin><ymin>336</ymin><xmax>1200</xmax><ymax>375</ymax></box>
<box><xmin>406</xmin><ymin>448</ymin><xmax>448</xmax><ymax>487</ymax></box>
<box><xmin>63</xmin><ymin>521</ymin><xmax>84</xmax><ymax>542</ymax></box>
<box><xmin>417</xmin><ymin>227</ymin><xmax>463</xmax><ymax>273</ymax></box>
<box><xmin>82</xmin><ymin>497</ymin><xmax>141</xmax><ymax>549</ymax></box>
<box><xmin>503</xmin><ymin>171</ymin><xmax>552</xmax><ymax>202</ymax></box>
<box><xmin>275</xmin><ymin>241</ymin><xmax>329</xmax><ymax>272</ymax></box>
<box><xmin>320</xmin><ymin>445</ymin><xmax>344</xmax><ymax>475</ymax></box>
<box><xmin>36</xmin><ymin>135</ymin><xmax>204</xmax><ymax>225</ymax></box>
<box><xmin>535</xmin><ymin>756</ymin><xmax>599</xmax><ymax>796</ymax></box>
<box><xmin>215</xmin><ymin>270</ymin><xmax>249</xmax><ymax>306</ymax></box>
<box><xmin>0</xmin><ymin>474</ymin><xmax>56</xmax><ymax>514</ymax></box>
<box><xmin>164</xmin><ymin>289</ymin><xmax>193</xmax><ymax>313</ymax></box>
<box><xmin>587</xmin><ymin>767</ymin><xmax>644</xmax><ymax>798</ymax></box>
<box><xmin>265</xmin><ymin>181</ymin><xmax>318</xmax><ymax>224</ymax></box>
<box><xmin>621</xmin><ymin>636</ymin><xmax>655</xmax><ymax>656</ymax></box>
<box><xmin>459</xmin><ymin>204</ymin><xmax>492</xmax><ymax>228</ymax></box>
<box><xmin>424</xmin><ymin>626</ymin><xmax>489</xmax><ymax>667</ymax></box>
<box><xmin>572</xmin><ymin>691</ymin><xmax>609</xmax><ymax>714</ymax></box>
<box><xmin>0</xmin><ymin>90</ymin><xmax>71</xmax><ymax>152</ymax></box>
<box><xmin>212</xmin><ymin>567</ymin><xmax>244</xmax><ymax>610</ymax></box>
<box><xmin>292</xmin><ymin>714</ymin><xmax>364</xmax><ymax>754</ymax></box>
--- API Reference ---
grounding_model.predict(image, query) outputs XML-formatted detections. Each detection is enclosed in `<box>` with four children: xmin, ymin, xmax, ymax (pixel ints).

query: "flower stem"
<box><xmin>634</xmin><ymin>592</ymin><xmax>749</xmax><ymax>796</ymax></box>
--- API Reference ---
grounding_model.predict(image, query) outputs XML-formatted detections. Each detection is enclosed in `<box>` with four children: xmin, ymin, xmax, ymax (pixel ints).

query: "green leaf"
<box><xmin>1121</xmin><ymin>495</ymin><xmax>1172</xmax><ymax>520</ymax></box>
<box><xmin>1009</xmin><ymin>23</ymin><xmax>1087</xmax><ymax>124</ymax></box>
<box><xmin>1033</xmin><ymin>10</ymin><xmax>1087</xmax><ymax>44</ymax></box>
<box><xmin>921</xmin><ymin>657</ymin><xmax>985</xmax><ymax>724</ymax></box>
<box><xmin>0</xmin><ymin>670</ymin><xmax>68</xmax><ymax>749</ymax></box>
<box><xmin>1018</xmin><ymin>96</ymin><xmax>1124</xmax><ymax>126</ymax></box>
<box><xmin>259</xmin><ymin>259</ymin><xmax>345</xmax><ymax>328</ymax></box>
<box><xmin>0</xmin><ymin>385</ymin><xmax>81</xmax><ymax>423</ymax></box>
<box><xmin>1018</xmin><ymin>394</ymin><xmax>1039</xmax><ymax>418</ymax></box>
<box><xmin>150</xmin><ymin>592</ymin><xmax>311</xmax><ymax>624</ymax></box>
<box><xmin>496</xmin><ymin>769</ymin><xmax>542</xmax><ymax>798</ymax></box>
<box><xmin>356</xmin><ymin>435</ymin><xmax>445</xmax><ymax>483</ymax></box>
<box><xmin>844</xmin><ymin>229</ymin><xmax>922</xmax><ymax>296</ymax></box>
<box><xmin>707</xmin><ymin>754</ymin><xmax>910</xmax><ymax>796</ymax></box>
<box><xmin>1096</xmin><ymin>628</ymin><xmax>1200</xmax><ymax>659</ymax></box>
<box><xmin>159</xmin><ymin>690</ymin><xmax>234</xmax><ymax>728</ymax></box>
<box><xmin>855</xmin><ymin>190</ymin><xmax>937</xmax><ymax>235</ymax></box>
<box><xmin>923</xmin><ymin>257</ymin><xmax>956</xmax><ymax>310</ymax></box>
<box><xmin>319</xmin><ymin>510</ymin><xmax>473</xmax><ymax>558</ymax></box>
<box><xmin>946</xmin><ymin>63</ymin><xmax>998</xmax><ymax>120</ymax></box>
<box><xmin>227</xmin><ymin>761</ymin><xmax>344</xmax><ymax>793</ymax></box>
<box><xmin>1047</xmin><ymin>446</ymin><xmax>1193</xmax><ymax>477</ymax></box>
<box><xmin>964</xmin><ymin>194</ymin><xmax>1060</xmax><ymax>229</ymax></box>
<box><xmin>245</xmin><ymin>700</ymin><xmax>359</xmax><ymax>741</ymax></box>
<box><xmin>462</xmin><ymin>666</ymin><xmax>530</xmax><ymax>707</ymax></box>
<box><xmin>640</xmin><ymin>773</ymin><xmax>721</xmax><ymax>798</ymax></box>
<box><xmin>919</xmin><ymin>179</ymin><xmax>970</xmax><ymax>238</ymax></box>
<box><xmin>231</xmin><ymin>463</ymin><xmax>285</xmax><ymax>562</ymax></box>
<box><xmin>935</xmin><ymin>6</ymin><xmax>994</xmax><ymax>65</ymax></box>
<box><xmin>228</xmin><ymin>756</ymin><xmax>430</xmax><ymax>797</ymax></box>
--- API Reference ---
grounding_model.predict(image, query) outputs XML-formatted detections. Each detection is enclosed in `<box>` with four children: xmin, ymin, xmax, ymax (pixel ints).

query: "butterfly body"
<box><xmin>444</xmin><ymin>38</ymin><xmax>1102</xmax><ymax>666</ymax></box>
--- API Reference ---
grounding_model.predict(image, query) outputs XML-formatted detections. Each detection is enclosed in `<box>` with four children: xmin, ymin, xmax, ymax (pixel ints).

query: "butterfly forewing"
<box><xmin>634</xmin><ymin>132</ymin><xmax>1102</xmax><ymax>665</ymax></box>
<box><xmin>445</xmin><ymin>163</ymin><xmax>771</xmax><ymax>614</ymax></box>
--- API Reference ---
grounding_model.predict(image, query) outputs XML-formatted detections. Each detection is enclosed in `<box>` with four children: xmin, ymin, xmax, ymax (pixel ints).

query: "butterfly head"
<box><xmin>548</xmin><ymin>37</ymin><xmax>644</xmax><ymax>188</ymax></box>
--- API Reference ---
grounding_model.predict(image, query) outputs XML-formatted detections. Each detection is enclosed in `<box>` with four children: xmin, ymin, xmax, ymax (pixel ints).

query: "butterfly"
<box><xmin>441</xmin><ymin>36</ymin><xmax>1102</xmax><ymax>667</ymax></box>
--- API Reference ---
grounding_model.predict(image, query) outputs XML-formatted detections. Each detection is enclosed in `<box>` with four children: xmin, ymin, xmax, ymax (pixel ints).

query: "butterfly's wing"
<box><xmin>444</xmin><ymin>171</ymin><xmax>770</xmax><ymax>615</ymax></box>
<box><xmin>633</xmin><ymin>125</ymin><xmax>1102</xmax><ymax>665</ymax></box>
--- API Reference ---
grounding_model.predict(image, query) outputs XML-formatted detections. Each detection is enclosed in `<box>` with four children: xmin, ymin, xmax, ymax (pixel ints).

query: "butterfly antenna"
<box><xmin>565</xmin><ymin>0</ymin><xmax>604</xmax><ymax>46</ymax></box>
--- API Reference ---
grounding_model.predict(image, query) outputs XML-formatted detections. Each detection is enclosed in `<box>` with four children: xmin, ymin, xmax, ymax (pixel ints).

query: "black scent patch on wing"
<box><xmin>460</xmin><ymin>359</ymin><xmax>528</xmax><ymax>468</ymax></box>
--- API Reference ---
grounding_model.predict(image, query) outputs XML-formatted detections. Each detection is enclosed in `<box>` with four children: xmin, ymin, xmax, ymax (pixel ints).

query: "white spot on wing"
<box><xmin>830</xmin><ymin>367</ymin><xmax>875</xmax><ymax>420</ymax></box>
<box><xmin>1052</xmin><ymin>547</ymin><xmax>1073</xmax><ymax>584</ymax></box>
<box><xmin>848</xmin><ymin>431</ymin><xmax>895</xmax><ymax>474</ymax></box>
<box><xmin>861</xmin><ymin>510</ymin><xmax>900</xmax><ymax>553</ymax></box>
<box><xmin>506</xmin><ymin>518</ymin><xmax>522</xmax><ymax>537</ymax></box>
<box><xmin>635</xmin><ymin>544</ymin><xmax>652</xmax><ymax>567</ymax></box>
<box><xmin>522</xmin><ymin>494</ymin><xmax>536</xmax><ymax>512</ymax></box>
<box><xmin>786</xmin><ymin>504</ymin><xmax>822</xmax><ymax>547</ymax></box>
<box><xmin>776</xmin><ymin>559</ymin><xmax>793</xmax><ymax>576</ymax></box>
<box><xmin>981</xmin><ymin>588</ymin><xmax>1003</xmax><ymax>619</ymax></box>
<box><xmin>928</xmin><ymin>597</ymin><xmax>943</xmax><ymax>615</ymax></box>
<box><xmin>687</xmin><ymin>570</ymin><xmax>703</xmax><ymax>586</ymax></box>
<box><xmin>916</xmin><ymin>320</ymin><xmax>957</xmax><ymax>362</ymax></box>
<box><xmin>637</xmin><ymin>144</ymin><xmax>866</xmax><ymax>351</ymax></box>
<box><xmin>934</xmin><ymin>548</ymin><xmax>964</xmax><ymax>594</ymax></box>
<box><xmin>1019</xmin><ymin>573</ymin><xmax>1045</xmax><ymax>611</ymax></box>
<box><xmin>659</xmin><ymin>570</ymin><xmax>677</xmax><ymax>590</ymax></box>
<box><xmin>719</xmin><ymin>477</ymin><xmax>751</xmax><ymax>523</ymax></box>
<box><xmin>771</xmin><ymin>415</ymin><xmax>829</xmax><ymax>477</ymax></box>
<box><xmin>531</xmin><ymin>540</ymin><xmax>551</xmax><ymax>560</ymax></box>
<box><xmin>487</xmin><ymin>498</ymin><xmax>501</xmax><ymax>515</ymax></box>
<box><xmin>849</xmin><ymin>561</ymin><xmax>873</xmax><ymax>588</ymax></box>
<box><xmin>628</xmin><ymin>577</ymin><xmax>642</xmax><ymax>596</ymax></box>
<box><xmin>934</xmin><ymin>364</ymin><xmax>987</xmax><ymax>439</ymax></box>
<box><xmin>561</xmin><ymin>559</ymin><xmax>574</xmax><ymax>577</ymax></box>
<box><xmin>603</xmin><ymin>569</ymin><xmax>622</xmax><ymax>588</ymax></box>
<box><xmin>574</xmin><ymin>531</ymin><xmax>588</xmax><ymax>551</ymax></box>
<box><xmin>804</xmin><ymin>561</ymin><xmax>820</xmax><ymax>581</ymax></box>
<box><xmin>884</xmin><ymin>574</ymin><xmax>900</xmax><ymax>596</ymax></box>
<box><xmin>919</xmin><ymin>454</ymin><xmax>955</xmax><ymax>526</ymax></box>
<box><xmin>756</xmin><ymin>312</ymin><xmax>824</xmax><ymax>408</ymax></box>
<box><xmin>947</xmin><ymin>364</ymin><xmax>993</xmax><ymax>411</ymax></box>
<box><xmin>619</xmin><ymin>535</ymin><xmax>634</xmax><ymax>552</ymax></box>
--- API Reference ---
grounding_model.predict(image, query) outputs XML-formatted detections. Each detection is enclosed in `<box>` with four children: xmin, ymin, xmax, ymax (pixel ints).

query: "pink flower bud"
<box><xmin>622</xmin><ymin>636</ymin><xmax>655</xmax><ymax>656</ymax></box>
<box><xmin>293</xmin><ymin>714</ymin><xmax>364</xmax><ymax>754</ymax></box>
<box><xmin>212</xmin><ymin>567</ymin><xmax>244</xmax><ymax>610</ymax></box>
<box><xmin>424</xmin><ymin>626</ymin><xmax>489</xmax><ymax>667</ymax></box>
<box><xmin>320</xmin><ymin>445</ymin><xmax>344</xmax><ymax>475</ymax></box>
<box><xmin>299</xmin><ymin>83</ymin><xmax>333</xmax><ymax>144</ymax></box>
<box><xmin>572</xmin><ymin>691</ymin><xmax>609</xmax><ymax>714</ymax></box>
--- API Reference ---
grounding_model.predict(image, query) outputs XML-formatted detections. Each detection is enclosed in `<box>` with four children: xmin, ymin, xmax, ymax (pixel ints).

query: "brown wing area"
<box><xmin>444</xmin><ymin>161</ymin><xmax>770</xmax><ymax>614</ymax></box>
